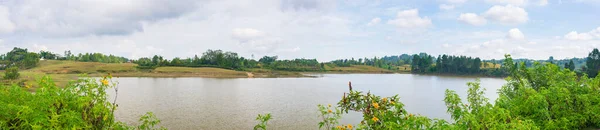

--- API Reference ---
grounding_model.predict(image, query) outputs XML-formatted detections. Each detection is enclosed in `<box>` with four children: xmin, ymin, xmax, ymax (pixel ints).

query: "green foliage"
<box><xmin>586</xmin><ymin>48</ymin><xmax>600</xmax><ymax>77</ymax></box>
<box><xmin>312</xmin><ymin>54</ymin><xmax>600</xmax><ymax>129</ymax></box>
<box><xmin>68</xmin><ymin>52</ymin><xmax>129</xmax><ymax>63</ymax></box>
<box><xmin>2</xmin><ymin>47</ymin><xmax>40</xmax><ymax>69</ymax></box>
<box><xmin>137</xmin><ymin>112</ymin><xmax>166</xmax><ymax>130</ymax></box>
<box><xmin>330</xmin><ymin>55</ymin><xmax>411</xmax><ymax>70</ymax></box>
<box><xmin>0</xmin><ymin>75</ymin><xmax>164</xmax><ymax>129</ymax></box>
<box><xmin>318</xmin><ymin>104</ymin><xmax>343</xmax><ymax>130</ymax></box>
<box><xmin>259</xmin><ymin>56</ymin><xmax>278</xmax><ymax>65</ymax></box>
<box><xmin>411</xmin><ymin>53</ymin><xmax>434</xmax><ymax>73</ymax></box>
<box><xmin>134</xmin><ymin>50</ymin><xmax>321</xmax><ymax>71</ymax></box>
<box><xmin>3</xmin><ymin>67</ymin><xmax>19</xmax><ymax>80</ymax></box>
<box><xmin>39</xmin><ymin>51</ymin><xmax>58</xmax><ymax>60</ymax></box>
<box><xmin>254</xmin><ymin>113</ymin><xmax>272</xmax><ymax>130</ymax></box>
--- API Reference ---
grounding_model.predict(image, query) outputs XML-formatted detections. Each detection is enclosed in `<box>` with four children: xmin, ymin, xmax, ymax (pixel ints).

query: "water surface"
<box><xmin>108</xmin><ymin>74</ymin><xmax>505</xmax><ymax>129</ymax></box>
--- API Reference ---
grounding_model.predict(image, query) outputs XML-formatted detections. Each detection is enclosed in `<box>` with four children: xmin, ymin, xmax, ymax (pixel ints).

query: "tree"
<box><xmin>4</xmin><ymin>47</ymin><xmax>40</xmax><ymax>69</ymax></box>
<box><xmin>4</xmin><ymin>66</ymin><xmax>19</xmax><ymax>80</ymax></box>
<box><xmin>568</xmin><ymin>60</ymin><xmax>575</xmax><ymax>71</ymax></box>
<box><xmin>586</xmin><ymin>48</ymin><xmax>600</xmax><ymax>77</ymax></box>
<box><xmin>259</xmin><ymin>56</ymin><xmax>277</xmax><ymax>65</ymax></box>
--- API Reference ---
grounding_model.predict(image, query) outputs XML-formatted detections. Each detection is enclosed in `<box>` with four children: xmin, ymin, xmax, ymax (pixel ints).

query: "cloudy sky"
<box><xmin>0</xmin><ymin>0</ymin><xmax>599</xmax><ymax>61</ymax></box>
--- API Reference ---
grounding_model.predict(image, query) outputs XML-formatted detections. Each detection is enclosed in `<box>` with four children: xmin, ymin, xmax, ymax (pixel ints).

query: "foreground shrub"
<box><xmin>0</xmin><ymin>75</ymin><xmax>164</xmax><ymax>129</ymax></box>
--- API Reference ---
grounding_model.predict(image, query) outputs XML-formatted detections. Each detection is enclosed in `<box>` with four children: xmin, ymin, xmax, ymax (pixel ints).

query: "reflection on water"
<box><xmin>108</xmin><ymin>74</ymin><xmax>505</xmax><ymax>130</ymax></box>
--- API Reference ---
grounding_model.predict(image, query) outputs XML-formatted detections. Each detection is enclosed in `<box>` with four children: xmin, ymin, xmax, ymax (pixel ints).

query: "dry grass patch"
<box><xmin>31</xmin><ymin>60</ymin><xmax>137</xmax><ymax>74</ymax></box>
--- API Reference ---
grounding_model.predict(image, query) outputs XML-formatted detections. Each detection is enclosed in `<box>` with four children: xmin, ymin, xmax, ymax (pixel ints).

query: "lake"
<box><xmin>108</xmin><ymin>74</ymin><xmax>505</xmax><ymax>130</ymax></box>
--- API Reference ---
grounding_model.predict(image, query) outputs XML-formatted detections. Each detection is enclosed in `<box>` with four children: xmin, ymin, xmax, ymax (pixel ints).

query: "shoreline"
<box><xmin>411</xmin><ymin>73</ymin><xmax>506</xmax><ymax>79</ymax></box>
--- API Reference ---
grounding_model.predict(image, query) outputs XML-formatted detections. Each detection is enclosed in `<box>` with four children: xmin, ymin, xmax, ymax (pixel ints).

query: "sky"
<box><xmin>0</xmin><ymin>0</ymin><xmax>599</xmax><ymax>61</ymax></box>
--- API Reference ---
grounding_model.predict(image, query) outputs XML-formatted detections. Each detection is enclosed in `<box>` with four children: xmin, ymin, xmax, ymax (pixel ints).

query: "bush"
<box><xmin>4</xmin><ymin>67</ymin><xmax>19</xmax><ymax>80</ymax></box>
<box><xmin>0</xmin><ymin>75</ymin><xmax>165</xmax><ymax>129</ymax></box>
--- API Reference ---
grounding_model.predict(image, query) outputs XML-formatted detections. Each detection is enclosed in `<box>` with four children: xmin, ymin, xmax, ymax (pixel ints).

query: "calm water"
<box><xmin>108</xmin><ymin>74</ymin><xmax>505</xmax><ymax>130</ymax></box>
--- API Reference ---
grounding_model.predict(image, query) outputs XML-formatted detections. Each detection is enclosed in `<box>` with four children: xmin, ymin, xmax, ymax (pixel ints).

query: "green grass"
<box><xmin>151</xmin><ymin>67</ymin><xmax>249</xmax><ymax>78</ymax></box>
<box><xmin>0</xmin><ymin>71</ymin><xmax>79</xmax><ymax>90</ymax></box>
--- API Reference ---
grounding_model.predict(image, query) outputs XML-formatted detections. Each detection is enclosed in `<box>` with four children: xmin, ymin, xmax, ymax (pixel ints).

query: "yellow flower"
<box><xmin>372</xmin><ymin>102</ymin><xmax>379</xmax><ymax>109</ymax></box>
<box><xmin>372</xmin><ymin>116</ymin><xmax>379</xmax><ymax>122</ymax></box>
<box><xmin>336</xmin><ymin>126</ymin><xmax>343</xmax><ymax>130</ymax></box>
<box><xmin>25</xmin><ymin>84</ymin><xmax>31</xmax><ymax>88</ymax></box>
<box><xmin>409</xmin><ymin>114</ymin><xmax>413</xmax><ymax>117</ymax></box>
<box><xmin>328</xmin><ymin>109</ymin><xmax>332</xmax><ymax>113</ymax></box>
<box><xmin>347</xmin><ymin>124</ymin><xmax>353</xmax><ymax>129</ymax></box>
<box><xmin>391</xmin><ymin>101</ymin><xmax>395</xmax><ymax>105</ymax></box>
<box><xmin>101</xmin><ymin>79</ymin><xmax>109</xmax><ymax>85</ymax></box>
<box><xmin>382</xmin><ymin>97</ymin><xmax>388</xmax><ymax>102</ymax></box>
<box><xmin>328</xmin><ymin>104</ymin><xmax>332</xmax><ymax>107</ymax></box>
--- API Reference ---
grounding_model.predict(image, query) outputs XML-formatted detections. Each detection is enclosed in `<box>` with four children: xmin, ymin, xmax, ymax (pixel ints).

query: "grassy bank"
<box><xmin>4</xmin><ymin>60</ymin><xmax>419</xmax><ymax>88</ymax></box>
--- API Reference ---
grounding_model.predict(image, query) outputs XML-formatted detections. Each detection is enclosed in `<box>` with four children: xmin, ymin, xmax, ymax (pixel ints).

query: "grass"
<box><xmin>482</xmin><ymin>62</ymin><xmax>501</xmax><ymax>69</ymax></box>
<box><xmin>150</xmin><ymin>67</ymin><xmax>249</xmax><ymax>78</ymax></box>
<box><xmin>246</xmin><ymin>68</ymin><xmax>308</xmax><ymax>78</ymax></box>
<box><xmin>31</xmin><ymin>60</ymin><xmax>137</xmax><ymax>74</ymax></box>
<box><xmin>0</xmin><ymin>71</ymin><xmax>79</xmax><ymax>91</ymax></box>
<box><xmin>2</xmin><ymin>60</ymin><xmax>418</xmax><ymax>89</ymax></box>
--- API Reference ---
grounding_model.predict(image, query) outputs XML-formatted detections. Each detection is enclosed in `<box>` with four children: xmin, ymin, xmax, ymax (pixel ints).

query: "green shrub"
<box><xmin>0</xmin><ymin>75</ymin><xmax>165</xmax><ymax>129</ymax></box>
<box><xmin>3</xmin><ymin>67</ymin><xmax>19</xmax><ymax>80</ymax></box>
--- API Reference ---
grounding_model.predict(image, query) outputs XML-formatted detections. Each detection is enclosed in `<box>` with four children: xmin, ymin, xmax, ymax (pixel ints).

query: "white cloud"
<box><xmin>483</xmin><ymin>5</ymin><xmax>528</xmax><ymax>25</ymax></box>
<box><xmin>591</xmin><ymin>27</ymin><xmax>600</xmax><ymax>37</ymax></box>
<box><xmin>4</xmin><ymin>0</ymin><xmax>200</xmax><ymax>37</ymax></box>
<box><xmin>563</xmin><ymin>27</ymin><xmax>600</xmax><ymax>41</ymax></box>
<box><xmin>232</xmin><ymin>28</ymin><xmax>266</xmax><ymax>42</ymax></box>
<box><xmin>387</xmin><ymin>9</ymin><xmax>432</xmax><ymax>29</ymax></box>
<box><xmin>0</xmin><ymin>5</ymin><xmax>15</xmax><ymax>34</ymax></box>
<box><xmin>276</xmin><ymin>47</ymin><xmax>301</xmax><ymax>53</ymax></box>
<box><xmin>457</xmin><ymin>13</ymin><xmax>487</xmax><ymax>26</ymax></box>
<box><xmin>32</xmin><ymin>44</ymin><xmax>48</xmax><ymax>52</ymax></box>
<box><xmin>231</xmin><ymin>28</ymin><xmax>284</xmax><ymax>53</ymax></box>
<box><xmin>439</xmin><ymin>4</ymin><xmax>455</xmax><ymax>10</ymax></box>
<box><xmin>485</xmin><ymin>0</ymin><xmax>527</xmax><ymax>6</ymax></box>
<box><xmin>442</xmin><ymin>43</ymin><xmax>450</xmax><ymax>48</ymax></box>
<box><xmin>366</xmin><ymin>17</ymin><xmax>381</xmax><ymax>26</ymax></box>
<box><xmin>539</xmin><ymin>0</ymin><xmax>549</xmax><ymax>6</ymax></box>
<box><xmin>564</xmin><ymin>31</ymin><xmax>593</xmax><ymax>41</ymax></box>
<box><xmin>507</xmin><ymin>28</ymin><xmax>525</xmax><ymax>40</ymax></box>
<box><xmin>447</xmin><ymin>0</ymin><xmax>468</xmax><ymax>4</ymax></box>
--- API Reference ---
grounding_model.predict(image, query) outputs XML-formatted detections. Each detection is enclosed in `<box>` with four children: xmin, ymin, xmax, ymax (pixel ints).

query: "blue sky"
<box><xmin>0</xmin><ymin>0</ymin><xmax>598</xmax><ymax>61</ymax></box>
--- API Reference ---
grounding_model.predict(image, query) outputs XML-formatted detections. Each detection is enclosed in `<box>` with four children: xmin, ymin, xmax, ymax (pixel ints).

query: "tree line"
<box><xmin>5</xmin><ymin>46</ymin><xmax>600</xmax><ymax>78</ymax></box>
<box><xmin>0</xmin><ymin>47</ymin><xmax>130</xmax><ymax>70</ymax></box>
<box><xmin>408</xmin><ymin>53</ymin><xmax>506</xmax><ymax>76</ymax></box>
<box><xmin>329</xmin><ymin>54</ymin><xmax>413</xmax><ymax>70</ymax></box>
<box><xmin>134</xmin><ymin>50</ymin><xmax>323</xmax><ymax>71</ymax></box>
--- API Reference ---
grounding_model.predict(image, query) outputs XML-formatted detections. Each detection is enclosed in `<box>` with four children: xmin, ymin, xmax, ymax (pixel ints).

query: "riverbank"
<box><xmin>2</xmin><ymin>60</ymin><xmax>499</xmax><ymax>89</ymax></box>
<box><xmin>2</xmin><ymin>60</ymin><xmax>409</xmax><ymax>88</ymax></box>
<box><xmin>411</xmin><ymin>72</ymin><xmax>506</xmax><ymax>79</ymax></box>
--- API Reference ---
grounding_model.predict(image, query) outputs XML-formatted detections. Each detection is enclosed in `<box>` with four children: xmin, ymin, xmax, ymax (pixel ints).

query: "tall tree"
<box><xmin>568</xmin><ymin>60</ymin><xmax>575</xmax><ymax>71</ymax></box>
<box><xmin>586</xmin><ymin>48</ymin><xmax>600</xmax><ymax>77</ymax></box>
